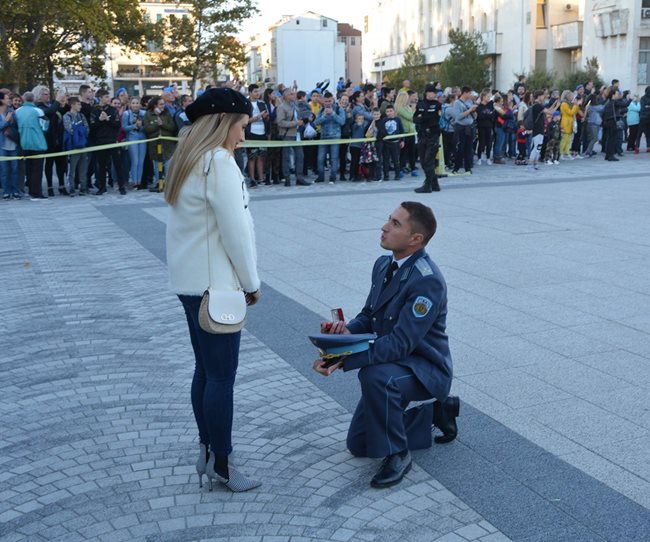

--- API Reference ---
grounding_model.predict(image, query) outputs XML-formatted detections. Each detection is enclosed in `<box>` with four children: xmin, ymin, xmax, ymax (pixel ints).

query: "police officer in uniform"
<box><xmin>313</xmin><ymin>202</ymin><xmax>459</xmax><ymax>488</ymax></box>
<box><xmin>413</xmin><ymin>85</ymin><xmax>442</xmax><ymax>193</ymax></box>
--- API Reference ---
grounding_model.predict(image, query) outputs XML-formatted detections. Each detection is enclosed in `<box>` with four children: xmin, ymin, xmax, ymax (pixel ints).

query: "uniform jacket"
<box><xmin>346</xmin><ymin>248</ymin><xmax>453</xmax><ymax>400</ymax></box>
<box><xmin>14</xmin><ymin>102</ymin><xmax>48</xmax><ymax>151</ymax></box>
<box><xmin>413</xmin><ymin>99</ymin><xmax>441</xmax><ymax>136</ymax></box>
<box><xmin>166</xmin><ymin>148</ymin><xmax>260</xmax><ymax>296</ymax></box>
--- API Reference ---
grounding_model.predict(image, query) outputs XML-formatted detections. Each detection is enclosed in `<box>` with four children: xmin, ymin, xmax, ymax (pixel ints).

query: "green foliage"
<box><xmin>437</xmin><ymin>29</ymin><xmax>491</xmax><ymax>90</ymax></box>
<box><xmin>0</xmin><ymin>0</ymin><xmax>156</xmax><ymax>91</ymax></box>
<box><xmin>519</xmin><ymin>66</ymin><xmax>557</xmax><ymax>92</ymax></box>
<box><xmin>556</xmin><ymin>56</ymin><xmax>605</xmax><ymax>92</ymax></box>
<box><xmin>157</xmin><ymin>0</ymin><xmax>257</xmax><ymax>90</ymax></box>
<box><xmin>383</xmin><ymin>43</ymin><xmax>435</xmax><ymax>93</ymax></box>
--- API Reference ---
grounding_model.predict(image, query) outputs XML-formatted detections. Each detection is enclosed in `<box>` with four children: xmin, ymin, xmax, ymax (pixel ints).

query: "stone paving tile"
<box><xmin>0</xmin><ymin>201</ymin><xmax>509</xmax><ymax>541</ymax></box>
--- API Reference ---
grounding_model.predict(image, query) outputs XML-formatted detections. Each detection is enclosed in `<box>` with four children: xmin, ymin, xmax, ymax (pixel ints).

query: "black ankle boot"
<box><xmin>433</xmin><ymin>395</ymin><xmax>459</xmax><ymax>443</ymax></box>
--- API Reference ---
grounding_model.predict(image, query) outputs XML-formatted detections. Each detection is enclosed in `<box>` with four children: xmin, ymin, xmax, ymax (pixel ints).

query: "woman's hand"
<box><xmin>245</xmin><ymin>290</ymin><xmax>261</xmax><ymax>306</ymax></box>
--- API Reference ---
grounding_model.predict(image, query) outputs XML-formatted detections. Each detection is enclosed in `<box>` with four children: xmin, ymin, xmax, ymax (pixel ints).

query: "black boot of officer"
<box><xmin>432</xmin><ymin>395</ymin><xmax>459</xmax><ymax>443</ymax></box>
<box><xmin>414</xmin><ymin>177</ymin><xmax>441</xmax><ymax>193</ymax></box>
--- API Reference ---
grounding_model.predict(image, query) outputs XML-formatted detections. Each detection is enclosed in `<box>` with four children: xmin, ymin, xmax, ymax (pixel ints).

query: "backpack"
<box><xmin>63</xmin><ymin>117</ymin><xmax>89</xmax><ymax>150</ymax></box>
<box><xmin>523</xmin><ymin>106</ymin><xmax>535</xmax><ymax>130</ymax></box>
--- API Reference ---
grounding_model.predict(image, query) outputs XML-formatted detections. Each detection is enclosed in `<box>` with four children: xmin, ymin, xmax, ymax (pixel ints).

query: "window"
<box><xmin>322</xmin><ymin>18</ymin><xmax>328</xmax><ymax>28</ymax></box>
<box><xmin>156</xmin><ymin>14</ymin><xmax>163</xmax><ymax>22</ymax></box>
<box><xmin>351</xmin><ymin>37</ymin><xmax>356</xmax><ymax>45</ymax></box>
<box><xmin>536</xmin><ymin>0</ymin><xmax>547</xmax><ymax>29</ymax></box>
<box><xmin>639</xmin><ymin>38</ymin><xmax>650</xmax><ymax>85</ymax></box>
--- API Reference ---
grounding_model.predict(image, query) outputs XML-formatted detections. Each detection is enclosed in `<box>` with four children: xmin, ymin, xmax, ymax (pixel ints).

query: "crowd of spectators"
<box><xmin>1</xmin><ymin>76</ymin><xmax>649</xmax><ymax>201</ymax></box>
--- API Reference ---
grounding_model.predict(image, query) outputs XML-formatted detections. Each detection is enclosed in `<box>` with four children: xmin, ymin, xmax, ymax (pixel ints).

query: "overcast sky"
<box><xmin>240</xmin><ymin>0</ymin><xmax>367</xmax><ymax>41</ymax></box>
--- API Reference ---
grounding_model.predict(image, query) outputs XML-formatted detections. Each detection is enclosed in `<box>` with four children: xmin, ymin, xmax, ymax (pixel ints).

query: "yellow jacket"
<box><xmin>560</xmin><ymin>102</ymin><xmax>579</xmax><ymax>133</ymax></box>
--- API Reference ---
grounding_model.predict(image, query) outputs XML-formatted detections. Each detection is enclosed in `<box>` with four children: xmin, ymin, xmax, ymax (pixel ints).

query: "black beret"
<box><xmin>185</xmin><ymin>87</ymin><xmax>252</xmax><ymax>123</ymax></box>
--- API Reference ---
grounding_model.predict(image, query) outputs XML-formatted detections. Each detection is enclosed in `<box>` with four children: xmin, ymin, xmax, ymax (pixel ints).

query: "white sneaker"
<box><xmin>575</xmin><ymin>154</ymin><xmax>584</xmax><ymax>159</ymax></box>
<box><xmin>476</xmin><ymin>158</ymin><xmax>482</xmax><ymax>165</ymax></box>
<box><xmin>553</xmin><ymin>160</ymin><xmax>560</xmax><ymax>165</ymax></box>
<box><xmin>567</xmin><ymin>155</ymin><xmax>574</xmax><ymax>160</ymax></box>
<box><xmin>546</xmin><ymin>160</ymin><xmax>553</xmax><ymax>165</ymax></box>
<box><xmin>487</xmin><ymin>158</ymin><xmax>493</xmax><ymax>165</ymax></box>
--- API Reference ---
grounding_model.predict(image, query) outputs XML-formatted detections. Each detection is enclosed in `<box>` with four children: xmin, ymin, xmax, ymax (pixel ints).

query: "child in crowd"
<box><xmin>360</xmin><ymin>108</ymin><xmax>381</xmax><ymax>181</ymax></box>
<box><xmin>515</xmin><ymin>121</ymin><xmax>529</xmax><ymax>165</ymax></box>
<box><xmin>545</xmin><ymin>111</ymin><xmax>561</xmax><ymax>164</ymax></box>
<box><xmin>63</xmin><ymin>97</ymin><xmax>90</xmax><ymax>195</ymax></box>
<box><xmin>376</xmin><ymin>104</ymin><xmax>404</xmax><ymax>180</ymax></box>
<box><xmin>349</xmin><ymin>113</ymin><xmax>368</xmax><ymax>181</ymax></box>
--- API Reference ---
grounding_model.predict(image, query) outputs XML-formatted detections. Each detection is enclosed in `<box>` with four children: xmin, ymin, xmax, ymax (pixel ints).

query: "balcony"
<box><xmin>481</xmin><ymin>31</ymin><xmax>503</xmax><ymax>55</ymax></box>
<box><xmin>551</xmin><ymin>21</ymin><xmax>583</xmax><ymax>49</ymax></box>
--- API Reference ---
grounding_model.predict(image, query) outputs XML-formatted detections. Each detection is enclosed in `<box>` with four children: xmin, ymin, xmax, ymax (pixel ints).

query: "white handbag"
<box><xmin>197</xmin><ymin>152</ymin><xmax>247</xmax><ymax>334</ymax></box>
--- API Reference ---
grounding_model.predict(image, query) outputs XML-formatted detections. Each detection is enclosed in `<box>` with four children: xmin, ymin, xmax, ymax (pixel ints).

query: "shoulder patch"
<box><xmin>412</xmin><ymin>296</ymin><xmax>433</xmax><ymax>318</ymax></box>
<box><xmin>415</xmin><ymin>258</ymin><xmax>433</xmax><ymax>277</ymax></box>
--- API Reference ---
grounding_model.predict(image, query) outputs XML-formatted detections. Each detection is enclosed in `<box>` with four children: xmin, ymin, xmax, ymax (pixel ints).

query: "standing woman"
<box><xmin>122</xmin><ymin>97</ymin><xmax>146</xmax><ymax>187</ymax></box>
<box><xmin>144</xmin><ymin>96</ymin><xmax>176</xmax><ymax>191</ymax></box>
<box><xmin>165</xmin><ymin>88</ymin><xmax>262</xmax><ymax>492</ymax></box>
<box><xmin>559</xmin><ymin>90</ymin><xmax>581</xmax><ymax>160</ymax></box>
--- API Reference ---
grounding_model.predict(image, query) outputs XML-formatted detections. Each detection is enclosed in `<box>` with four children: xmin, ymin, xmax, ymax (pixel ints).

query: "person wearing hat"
<box><xmin>412</xmin><ymin>84</ymin><xmax>443</xmax><ymax>192</ymax></box>
<box><xmin>313</xmin><ymin>202</ymin><xmax>458</xmax><ymax>488</ymax></box>
<box><xmin>165</xmin><ymin>87</ymin><xmax>262</xmax><ymax>493</ymax></box>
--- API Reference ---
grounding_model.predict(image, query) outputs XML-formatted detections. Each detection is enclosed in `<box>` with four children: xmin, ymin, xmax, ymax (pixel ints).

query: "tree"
<box><xmin>517</xmin><ymin>66</ymin><xmax>557</xmax><ymax>92</ymax></box>
<box><xmin>383</xmin><ymin>43</ymin><xmax>435</xmax><ymax>92</ymax></box>
<box><xmin>436</xmin><ymin>29</ymin><xmax>491</xmax><ymax>91</ymax></box>
<box><xmin>0</xmin><ymin>0</ymin><xmax>156</xmax><ymax>91</ymax></box>
<box><xmin>157</xmin><ymin>0</ymin><xmax>258</xmax><ymax>91</ymax></box>
<box><xmin>556</xmin><ymin>56</ymin><xmax>605</xmax><ymax>92</ymax></box>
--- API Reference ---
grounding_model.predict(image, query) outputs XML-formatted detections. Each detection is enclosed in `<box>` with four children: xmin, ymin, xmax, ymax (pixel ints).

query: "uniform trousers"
<box><xmin>347</xmin><ymin>363</ymin><xmax>434</xmax><ymax>458</ymax></box>
<box><xmin>418</xmin><ymin>134</ymin><xmax>439</xmax><ymax>185</ymax></box>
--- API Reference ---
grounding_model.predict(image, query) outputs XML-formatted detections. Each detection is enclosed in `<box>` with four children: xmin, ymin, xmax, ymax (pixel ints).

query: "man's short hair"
<box><xmin>96</xmin><ymin>89</ymin><xmax>110</xmax><ymax>98</ymax></box>
<box><xmin>22</xmin><ymin>91</ymin><xmax>35</xmax><ymax>102</ymax></box>
<box><xmin>79</xmin><ymin>84</ymin><xmax>91</xmax><ymax>95</ymax></box>
<box><xmin>248</xmin><ymin>83</ymin><xmax>259</xmax><ymax>93</ymax></box>
<box><xmin>461</xmin><ymin>86</ymin><xmax>472</xmax><ymax>95</ymax></box>
<box><xmin>384</xmin><ymin>104</ymin><xmax>395</xmax><ymax>111</ymax></box>
<box><xmin>296</xmin><ymin>90</ymin><xmax>306</xmax><ymax>99</ymax></box>
<box><xmin>68</xmin><ymin>96</ymin><xmax>80</xmax><ymax>106</ymax></box>
<box><xmin>282</xmin><ymin>88</ymin><xmax>294</xmax><ymax>98</ymax></box>
<box><xmin>533</xmin><ymin>90</ymin><xmax>544</xmax><ymax>99</ymax></box>
<box><xmin>400</xmin><ymin>201</ymin><xmax>437</xmax><ymax>245</ymax></box>
<box><xmin>323</xmin><ymin>91</ymin><xmax>333</xmax><ymax>99</ymax></box>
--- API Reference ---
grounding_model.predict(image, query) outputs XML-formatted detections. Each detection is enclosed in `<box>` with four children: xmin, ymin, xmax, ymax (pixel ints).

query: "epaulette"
<box><xmin>414</xmin><ymin>257</ymin><xmax>433</xmax><ymax>277</ymax></box>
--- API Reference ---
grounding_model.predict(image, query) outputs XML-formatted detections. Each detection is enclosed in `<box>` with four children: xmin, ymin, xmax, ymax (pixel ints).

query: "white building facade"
<box><xmin>246</xmin><ymin>12</ymin><xmax>346</xmax><ymax>90</ymax></box>
<box><xmin>364</xmin><ymin>0</ymin><xmax>650</xmax><ymax>93</ymax></box>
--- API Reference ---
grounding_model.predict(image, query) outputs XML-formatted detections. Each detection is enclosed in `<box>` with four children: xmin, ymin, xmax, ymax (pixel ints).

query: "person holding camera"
<box><xmin>559</xmin><ymin>90</ymin><xmax>582</xmax><ymax>160</ymax></box>
<box><xmin>451</xmin><ymin>86</ymin><xmax>477</xmax><ymax>174</ymax></box>
<box><xmin>276</xmin><ymin>88</ymin><xmax>311</xmax><ymax>187</ymax></box>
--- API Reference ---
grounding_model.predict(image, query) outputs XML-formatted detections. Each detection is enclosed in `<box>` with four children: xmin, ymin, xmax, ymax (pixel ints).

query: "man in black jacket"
<box><xmin>90</xmin><ymin>89</ymin><xmax>126</xmax><ymax>195</ymax></box>
<box><xmin>413</xmin><ymin>84</ymin><xmax>442</xmax><ymax>193</ymax></box>
<box><xmin>636</xmin><ymin>86</ymin><xmax>650</xmax><ymax>152</ymax></box>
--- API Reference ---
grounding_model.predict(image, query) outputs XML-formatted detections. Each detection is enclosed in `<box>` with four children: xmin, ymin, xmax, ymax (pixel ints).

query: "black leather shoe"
<box><xmin>433</xmin><ymin>395</ymin><xmax>460</xmax><ymax>444</ymax></box>
<box><xmin>296</xmin><ymin>179</ymin><xmax>312</xmax><ymax>186</ymax></box>
<box><xmin>370</xmin><ymin>450</ymin><xmax>412</xmax><ymax>488</ymax></box>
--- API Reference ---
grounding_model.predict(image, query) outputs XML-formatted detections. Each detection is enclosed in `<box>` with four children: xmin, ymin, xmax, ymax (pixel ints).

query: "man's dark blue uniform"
<box><xmin>344</xmin><ymin>248</ymin><xmax>453</xmax><ymax>458</ymax></box>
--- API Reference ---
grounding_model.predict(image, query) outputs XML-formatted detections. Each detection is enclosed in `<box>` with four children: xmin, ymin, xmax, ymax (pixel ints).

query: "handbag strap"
<box><xmin>203</xmin><ymin>152</ymin><xmax>240</xmax><ymax>292</ymax></box>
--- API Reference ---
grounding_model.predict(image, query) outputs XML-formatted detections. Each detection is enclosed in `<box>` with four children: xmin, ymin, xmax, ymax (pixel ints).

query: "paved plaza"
<box><xmin>1</xmin><ymin>155</ymin><xmax>650</xmax><ymax>542</ymax></box>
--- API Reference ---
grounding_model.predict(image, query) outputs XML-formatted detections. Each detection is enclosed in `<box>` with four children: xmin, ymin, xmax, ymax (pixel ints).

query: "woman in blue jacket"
<box><xmin>122</xmin><ymin>97</ymin><xmax>147</xmax><ymax>187</ymax></box>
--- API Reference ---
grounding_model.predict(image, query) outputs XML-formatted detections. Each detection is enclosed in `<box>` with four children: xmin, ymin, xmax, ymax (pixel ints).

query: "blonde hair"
<box><xmin>164</xmin><ymin>113</ymin><xmax>247</xmax><ymax>206</ymax></box>
<box><xmin>394</xmin><ymin>91</ymin><xmax>410</xmax><ymax>113</ymax></box>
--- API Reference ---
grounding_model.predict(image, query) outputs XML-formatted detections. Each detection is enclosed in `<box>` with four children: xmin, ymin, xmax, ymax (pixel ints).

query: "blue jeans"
<box><xmin>127</xmin><ymin>141</ymin><xmax>146</xmax><ymax>184</ymax></box>
<box><xmin>0</xmin><ymin>148</ymin><xmax>20</xmax><ymax>196</ymax></box>
<box><xmin>317</xmin><ymin>142</ymin><xmax>339</xmax><ymax>181</ymax></box>
<box><xmin>494</xmin><ymin>127</ymin><xmax>506</xmax><ymax>159</ymax></box>
<box><xmin>179</xmin><ymin>295</ymin><xmax>240</xmax><ymax>455</ymax></box>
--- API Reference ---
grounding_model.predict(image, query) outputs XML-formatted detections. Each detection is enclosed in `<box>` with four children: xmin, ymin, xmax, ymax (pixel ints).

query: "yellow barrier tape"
<box><xmin>0</xmin><ymin>132</ymin><xmax>417</xmax><ymax>161</ymax></box>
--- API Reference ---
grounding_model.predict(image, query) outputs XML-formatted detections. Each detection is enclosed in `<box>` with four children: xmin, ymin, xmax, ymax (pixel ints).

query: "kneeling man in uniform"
<box><xmin>313</xmin><ymin>201</ymin><xmax>459</xmax><ymax>488</ymax></box>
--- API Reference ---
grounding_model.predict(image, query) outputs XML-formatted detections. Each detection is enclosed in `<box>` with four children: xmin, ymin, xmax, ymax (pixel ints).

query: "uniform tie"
<box><xmin>383</xmin><ymin>261</ymin><xmax>399</xmax><ymax>288</ymax></box>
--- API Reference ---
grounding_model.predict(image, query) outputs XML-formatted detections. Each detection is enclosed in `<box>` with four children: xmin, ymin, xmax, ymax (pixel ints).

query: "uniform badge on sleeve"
<box><xmin>412</xmin><ymin>296</ymin><xmax>433</xmax><ymax>318</ymax></box>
